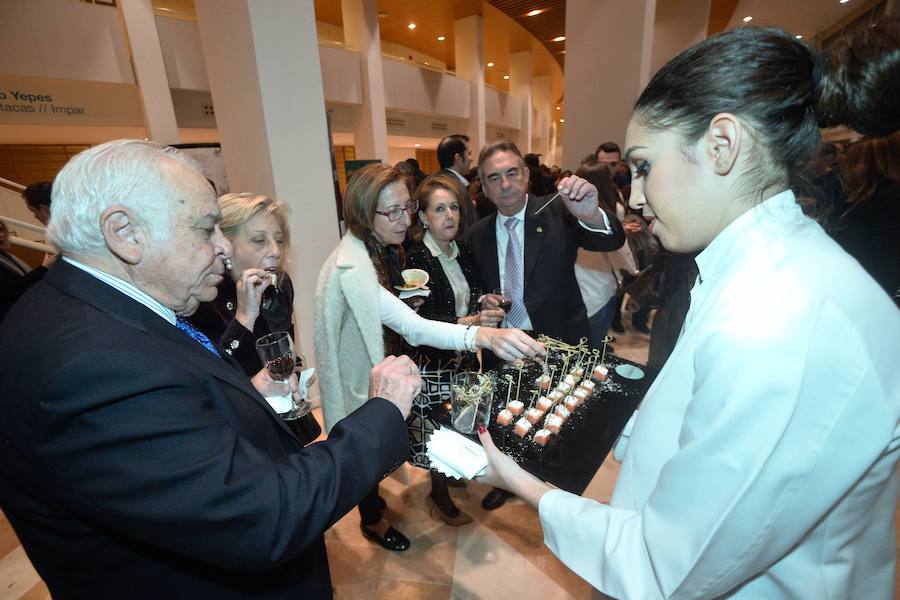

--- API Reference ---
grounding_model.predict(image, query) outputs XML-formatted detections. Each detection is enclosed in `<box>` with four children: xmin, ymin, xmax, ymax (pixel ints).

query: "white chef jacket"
<box><xmin>538</xmin><ymin>190</ymin><xmax>900</xmax><ymax>599</ymax></box>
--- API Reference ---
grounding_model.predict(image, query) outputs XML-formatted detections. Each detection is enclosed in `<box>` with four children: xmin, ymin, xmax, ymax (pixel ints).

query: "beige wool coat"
<box><xmin>314</xmin><ymin>233</ymin><xmax>386</xmax><ymax>432</ymax></box>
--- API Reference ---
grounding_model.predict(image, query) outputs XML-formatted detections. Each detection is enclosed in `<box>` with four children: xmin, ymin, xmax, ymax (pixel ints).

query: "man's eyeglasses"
<box><xmin>485</xmin><ymin>167</ymin><xmax>524</xmax><ymax>186</ymax></box>
<box><xmin>375</xmin><ymin>201</ymin><xmax>417</xmax><ymax>222</ymax></box>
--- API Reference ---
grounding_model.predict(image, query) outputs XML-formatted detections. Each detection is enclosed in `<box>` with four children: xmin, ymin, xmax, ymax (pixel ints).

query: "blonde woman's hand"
<box><xmin>235</xmin><ymin>268</ymin><xmax>273</xmax><ymax>331</ymax></box>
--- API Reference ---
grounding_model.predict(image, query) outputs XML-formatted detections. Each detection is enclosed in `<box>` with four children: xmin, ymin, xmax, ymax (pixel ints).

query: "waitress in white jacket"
<box><xmin>315</xmin><ymin>163</ymin><xmax>543</xmax><ymax>552</ymax></box>
<box><xmin>476</xmin><ymin>22</ymin><xmax>900</xmax><ymax>599</ymax></box>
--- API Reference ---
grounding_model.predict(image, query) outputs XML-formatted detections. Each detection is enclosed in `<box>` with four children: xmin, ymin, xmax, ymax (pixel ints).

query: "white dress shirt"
<box><xmin>538</xmin><ymin>190</ymin><xmax>900</xmax><ymax>599</ymax></box>
<box><xmin>63</xmin><ymin>256</ymin><xmax>176</xmax><ymax>325</ymax></box>
<box><xmin>423</xmin><ymin>230</ymin><xmax>470</xmax><ymax>318</ymax></box>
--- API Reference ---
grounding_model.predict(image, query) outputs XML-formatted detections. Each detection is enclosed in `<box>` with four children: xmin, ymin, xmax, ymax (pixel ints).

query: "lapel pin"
<box><xmin>536</xmin><ymin>226</ymin><xmax>543</xmax><ymax>233</ymax></box>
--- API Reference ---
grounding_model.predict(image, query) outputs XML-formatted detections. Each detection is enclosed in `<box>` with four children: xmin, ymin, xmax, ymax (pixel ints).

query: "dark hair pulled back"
<box><xmin>634</xmin><ymin>20</ymin><xmax>900</xmax><ymax>190</ymax></box>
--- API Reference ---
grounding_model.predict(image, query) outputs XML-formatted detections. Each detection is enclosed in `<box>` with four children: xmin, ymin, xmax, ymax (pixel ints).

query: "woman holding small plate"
<box><xmin>403</xmin><ymin>174</ymin><xmax>505</xmax><ymax>526</ymax></box>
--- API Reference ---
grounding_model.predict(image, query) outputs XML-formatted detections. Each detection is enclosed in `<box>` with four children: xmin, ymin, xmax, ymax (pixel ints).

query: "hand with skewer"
<box><xmin>534</xmin><ymin>174</ymin><xmax>607</xmax><ymax>230</ymax></box>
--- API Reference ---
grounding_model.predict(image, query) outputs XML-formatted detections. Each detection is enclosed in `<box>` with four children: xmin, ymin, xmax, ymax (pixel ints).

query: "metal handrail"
<box><xmin>0</xmin><ymin>177</ymin><xmax>26</xmax><ymax>193</ymax></box>
<box><xmin>0</xmin><ymin>215</ymin><xmax>45</xmax><ymax>235</ymax></box>
<box><xmin>9</xmin><ymin>235</ymin><xmax>53</xmax><ymax>254</ymax></box>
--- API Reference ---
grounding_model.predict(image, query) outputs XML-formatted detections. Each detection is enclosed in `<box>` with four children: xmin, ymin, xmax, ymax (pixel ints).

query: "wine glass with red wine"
<box><xmin>255</xmin><ymin>332</ymin><xmax>321</xmax><ymax>445</ymax></box>
<box><xmin>492</xmin><ymin>288</ymin><xmax>513</xmax><ymax>326</ymax></box>
<box><xmin>255</xmin><ymin>332</ymin><xmax>295</xmax><ymax>380</ymax></box>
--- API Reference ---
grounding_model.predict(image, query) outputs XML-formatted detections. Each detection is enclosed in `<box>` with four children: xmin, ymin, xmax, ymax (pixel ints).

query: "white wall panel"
<box><xmin>485</xmin><ymin>86</ymin><xmax>523</xmax><ymax>130</ymax></box>
<box><xmin>0</xmin><ymin>0</ymin><xmax>133</xmax><ymax>83</ymax></box>
<box><xmin>382</xmin><ymin>57</ymin><xmax>470</xmax><ymax>119</ymax></box>
<box><xmin>156</xmin><ymin>16</ymin><xmax>209</xmax><ymax>91</ymax></box>
<box><xmin>319</xmin><ymin>45</ymin><xmax>362</xmax><ymax>105</ymax></box>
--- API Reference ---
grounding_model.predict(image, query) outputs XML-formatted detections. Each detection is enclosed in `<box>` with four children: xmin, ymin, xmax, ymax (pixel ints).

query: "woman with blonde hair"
<box><xmin>190</xmin><ymin>193</ymin><xmax>295</xmax><ymax>376</ymax></box>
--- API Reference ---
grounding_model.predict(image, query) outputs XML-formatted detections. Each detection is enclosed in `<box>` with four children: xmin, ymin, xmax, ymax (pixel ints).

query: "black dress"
<box><xmin>403</xmin><ymin>238</ymin><xmax>480</xmax><ymax>469</ymax></box>
<box><xmin>827</xmin><ymin>181</ymin><xmax>900</xmax><ymax>306</ymax></box>
<box><xmin>190</xmin><ymin>274</ymin><xmax>296</xmax><ymax>376</ymax></box>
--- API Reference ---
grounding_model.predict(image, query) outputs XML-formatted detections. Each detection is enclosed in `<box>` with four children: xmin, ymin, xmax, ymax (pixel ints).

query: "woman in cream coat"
<box><xmin>315</xmin><ymin>163</ymin><xmax>542</xmax><ymax>552</ymax></box>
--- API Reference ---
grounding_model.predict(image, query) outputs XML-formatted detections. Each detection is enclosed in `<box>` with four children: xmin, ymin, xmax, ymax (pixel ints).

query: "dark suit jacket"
<box><xmin>0</xmin><ymin>260</ymin><xmax>408</xmax><ymax>599</ymax></box>
<box><xmin>464</xmin><ymin>194</ymin><xmax>625</xmax><ymax>345</ymax></box>
<box><xmin>0</xmin><ymin>260</ymin><xmax>45</xmax><ymax>322</ymax></box>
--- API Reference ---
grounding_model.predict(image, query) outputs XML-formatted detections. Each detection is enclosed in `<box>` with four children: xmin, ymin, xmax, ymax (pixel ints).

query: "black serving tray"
<box><xmin>484</xmin><ymin>353</ymin><xmax>656</xmax><ymax>495</ymax></box>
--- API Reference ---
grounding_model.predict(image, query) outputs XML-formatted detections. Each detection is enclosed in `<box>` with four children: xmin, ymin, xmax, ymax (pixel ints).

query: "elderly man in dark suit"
<box><xmin>0</xmin><ymin>139</ymin><xmax>421</xmax><ymax>599</ymax></box>
<box><xmin>465</xmin><ymin>140</ymin><xmax>625</xmax><ymax>510</ymax></box>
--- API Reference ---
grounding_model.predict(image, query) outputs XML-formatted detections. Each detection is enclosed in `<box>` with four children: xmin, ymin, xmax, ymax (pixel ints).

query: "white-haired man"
<box><xmin>0</xmin><ymin>140</ymin><xmax>420</xmax><ymax>599</ymax></box>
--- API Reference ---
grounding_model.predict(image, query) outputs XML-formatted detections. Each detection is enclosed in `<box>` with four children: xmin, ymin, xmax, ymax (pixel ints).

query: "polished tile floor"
<box><xmin>1</xmin><ymin>320</ymin><xmax>898</xmax><ymax>599</ymax></box>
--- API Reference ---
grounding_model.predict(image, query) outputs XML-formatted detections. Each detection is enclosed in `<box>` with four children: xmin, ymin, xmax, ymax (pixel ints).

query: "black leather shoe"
<box><xmin>481</xmin><ymin>488</ymin><xmax>512</xmax><ymax>511</ymax></box>
<box><xmin>360</xmin><ymin>523</ymin><xmax>410</xmax><ymax>551</ymax></box>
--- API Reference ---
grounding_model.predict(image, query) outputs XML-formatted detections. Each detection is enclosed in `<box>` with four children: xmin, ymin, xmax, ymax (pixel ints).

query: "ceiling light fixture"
<box><xmin>840</xmin><ymin>0</ymin><xmax>849</xmax><ymax>3</ymax></box>
<box><xmin>378</xmin><ymin>11</ymin><xmax>388</xmax><ymax>18</ymax></box>
<box><xmin>487</xmin><ymin>62</ymin><xmax>494</xmax><ymax>67</ymax></box>
<box><xmin>408</xmin><ymin>23</ymin><xmax>416</xmax><ymax>30</ymax></box>
<box><xmin>742</xmin><ymin>16</ymin><xmax>753</xmax><ymax>23</ymax></box>
<box><xmin>526</xmin><ymin>9</ymin><xmax>544</xmax><ymax>17</ymax></box>
<box><xmin>437</xmin><ymin>36</ymin><xmax>445</xmax><ymax>41</ymax></box>
<box><xmin>559</xmin><ymin>118</ymin><xmax>565</xmax><ymax>123</ymax></box>
<box><xmin>552</xmin><ymin>36</ymin><xmax>566</xmax><ymax>42</ymax></box>
<box><xmin>414</xmin><ymin>143</ymin><xmax>421</xmax><ymax>147</ymax></box>
<box><xmin>157</xmin><ymin>6</ymin><xmax>174</xmax><ymax>11</ymax></box>
<box><xmin>795</xmin><ymin>34</ymin><xmax>803</xmax><ymax>39</ymax></box>
<box><xmin>503</xmin><ymin>75</ymin><xmax>510</xmax><ymax>80</ymax></box>
<box><xmin>556</xmin><ymin>106</ymin><xmax>560</xmax><ymax>110</ymax></box>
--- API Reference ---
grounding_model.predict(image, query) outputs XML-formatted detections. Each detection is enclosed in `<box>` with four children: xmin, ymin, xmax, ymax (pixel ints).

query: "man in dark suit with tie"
<box><xmin>0</xmin><ymin>139</ymin><xmax>421</xmax><ymax>599</ymax></box>
<box><xmin>464</xmin><ymin>140</ymin><xmax>625</xmax><ymax>510</ymax></box>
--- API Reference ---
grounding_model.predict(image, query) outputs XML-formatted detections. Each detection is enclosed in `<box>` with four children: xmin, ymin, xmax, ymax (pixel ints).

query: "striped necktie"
<box><xmin>175</xmin><ymin>317</ymin><xmax>221</xmax><ymax>357</ymax></box>
<box><xmin>503</xmin><ymin>217</ymin><xmax>527</xmax><ymax>328</ymax></box>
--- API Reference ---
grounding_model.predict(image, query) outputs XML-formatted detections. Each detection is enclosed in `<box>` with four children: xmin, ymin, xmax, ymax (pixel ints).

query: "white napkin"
<box><xmin>426</xmin><ymin>427</ymin><xmax>488</xmax><ymax>480</ymax></box>
<box><xmin>265</xmin><ymin>368</ymin><xmax>316</xmax><ymax>413</ymax></box>
<box><xmin>265</xmin><ymin>393</ymin><xmax>293</xmax><ymax>414</ymax></box>
<box><xmin>297</xmin><ymin>367</ymin><xmax>315</xmax><ymax>400</ymax></box>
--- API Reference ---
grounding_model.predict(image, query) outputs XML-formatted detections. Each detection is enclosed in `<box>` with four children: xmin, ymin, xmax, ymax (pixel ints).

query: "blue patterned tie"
<box><xmin>175</xmin><ymin>317</ymin><xmax>221</xmax><ymax>357</ymax></box>
<box><xmin>503</xmin><ymin>217</ymin><xmax>528</xmax><ymax>328</ymax></box>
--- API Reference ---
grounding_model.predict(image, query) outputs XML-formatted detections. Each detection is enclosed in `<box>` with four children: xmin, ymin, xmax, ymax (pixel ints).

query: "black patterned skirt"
<box><xmin>406</xmin><ymin>349</ymin><xmax>480</xmax><ymax>469</ymax></box>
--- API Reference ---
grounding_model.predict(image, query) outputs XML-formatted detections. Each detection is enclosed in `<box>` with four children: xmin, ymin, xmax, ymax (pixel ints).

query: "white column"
<box><xmin>651</xmin><ymin>0</ymin><xmax>709</xmax><ymax>74</ymax></box>
<box><xmin>454</xmin><ymin>15</ymin><xmax>486</xmax><ymax>153</ymax></box>
<box><xmin>341</xmin><ymin>0</ymin><xmax>389</xmax><ymax>161</ymax></box>
<box><xmin>117</xmin><ymin>0</ymin><xmax>180</xmax><ymax>144</ymax></box>
<box><xmin>562</xmin><ymin>0</ymin><xmax>656</xmax><ymax>166</ymax></box>
<box><xmin>195</xmin><ymin>0</ymin><xmax>340</xmax><ymax>399</ymax></box>
<box><xmin>532</xmin><ymin>75</ymin><xmax>552</xmax><ymax>158</ymax></box>
<box><xmin>508</xmin><ymin>50</ymin><xmax>533</xmax><ymax>153</ymax></box>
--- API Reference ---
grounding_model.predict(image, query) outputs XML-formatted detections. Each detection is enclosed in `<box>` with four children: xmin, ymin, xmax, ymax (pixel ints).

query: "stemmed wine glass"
<box><xmin>255</xmin><ymin>332</ymin><xmax>320</xmax><ymax>442</ymax></box>
<box><xmin>255</xmin><ymin>331</ymin><xmax>295</xmax><ymax>380</ymax></box>
<box><xmin>492</xmin><ymin>288</ymin><xmax>513</xmax><ymax>327</ymax></box>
